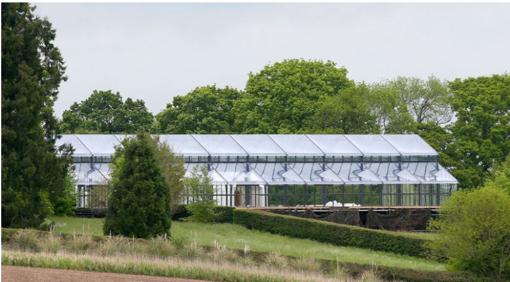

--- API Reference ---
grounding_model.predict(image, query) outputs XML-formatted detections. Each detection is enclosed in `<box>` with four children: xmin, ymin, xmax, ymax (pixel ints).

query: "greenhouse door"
<box><xmin>234</xmin><ymin>186</ymin><xmax>259</xmax><ymax>207</ymax></box>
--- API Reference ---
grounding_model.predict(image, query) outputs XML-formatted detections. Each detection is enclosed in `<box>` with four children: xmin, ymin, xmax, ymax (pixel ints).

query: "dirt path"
<box><xmin>2</xmin><ymin>266</ymin><xmax>208</xmax><ymax>282</ymax></box>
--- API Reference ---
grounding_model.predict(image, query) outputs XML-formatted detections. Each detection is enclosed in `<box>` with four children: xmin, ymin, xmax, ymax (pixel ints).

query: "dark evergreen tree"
<box><xmin>104</xmin><ymin>133</ymin><xmax>171</xmax><ymax>238</ymax></box>
<box><xmin>2</xmin><ymin>3</ymin><xmax>73</xmax><ymax>227</ymax></box>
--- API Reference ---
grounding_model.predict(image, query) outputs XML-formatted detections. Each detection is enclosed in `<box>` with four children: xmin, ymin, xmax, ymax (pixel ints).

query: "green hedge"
<box><xmin>233</xmin><ymin>209</ymin><xmax>429</xmax><ymax>257</ymax></box>
<box><xmin>212</xmin><ymin>206</ymin><xmax>235</xmax><ymax>223</ymax></box>
<box><xmin>172</xmin><ymin>205</ymin><xmax>235</xmax><ymax>223</ymax></box>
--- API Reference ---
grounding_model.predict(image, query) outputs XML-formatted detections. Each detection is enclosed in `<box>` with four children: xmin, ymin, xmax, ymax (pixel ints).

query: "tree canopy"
<box><xmin>234</xmin><ymin>59</ymin><xmax>355</xmax><ymax>133</ymax></box>
<box><xmin>305</xmin><ymin>84</ymin><xmax>379</xmax><ymax>134</ymax></box>
<box><xmin>156</xmin><ymin>85</ymin><xmax>241</xmax><ymax>133</ymax></box>
<box><xmin>447</xmin><ymin>74</ymin><xmax>510</xmax><ymax>188</ymax></box>
<box><xmin>2</xmin><ymin>3</ymin><xmax>73</xmax><ymax>227</ymax></box>
<box><xmin>61</xmin><ymin>90</ymin><xmax>153</xmax><ymax>133</ymax></box>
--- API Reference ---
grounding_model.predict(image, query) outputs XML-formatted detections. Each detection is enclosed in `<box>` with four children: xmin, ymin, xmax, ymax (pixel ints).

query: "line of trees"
<box><xmin>60</xmin><ymin>59</ymin><xmax>510</xmax><ymax>190</ymax></box>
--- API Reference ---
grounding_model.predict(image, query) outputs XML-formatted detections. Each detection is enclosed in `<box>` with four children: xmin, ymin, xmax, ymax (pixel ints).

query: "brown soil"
<box><xmin>2</xmin><ymin>266</ymin><xmax>207</xmax><ymax>282</ymax></box>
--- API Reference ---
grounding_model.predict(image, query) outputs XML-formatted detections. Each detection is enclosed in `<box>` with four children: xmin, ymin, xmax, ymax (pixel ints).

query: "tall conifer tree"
<box><xmin>104</xmin><ymin>133</ymin><xmax>171</xmax><ymax>238</ymax></box>
<box><xmin>2</xmin><ymin>3</ymin><xmax>72</xmax><ymax>227</ymax></box>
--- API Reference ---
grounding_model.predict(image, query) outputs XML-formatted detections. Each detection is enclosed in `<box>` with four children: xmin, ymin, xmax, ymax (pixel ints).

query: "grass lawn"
<box><xmin>50</xmin><ymin>216</ymin><xmax>445</xmax><ymax>272</ymax></box>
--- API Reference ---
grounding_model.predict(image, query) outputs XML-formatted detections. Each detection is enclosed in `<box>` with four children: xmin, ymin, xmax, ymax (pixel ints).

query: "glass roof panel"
<box><xmin>230</xmin><ymin>135</ymin><xmax>286</xmax><ymax>156</ymax></box>
<box><xmin>327</xmin><ymin>162</ymin><xmax>362</xmax><ymax>183</ymax></box>
<box><xmin>433</xmin><ymin>165</ymin><xmax>458</xmax><ymax>183</ymax></box>
<box><xmin>306</xmin><ymin>135</ymin><xmax>362</xmax><ymax>156</ymax></box>
<box><xmin>269</xmin><ymin>135</ymin><xmax>323</xmax><ymax>156</ymax></box>
<box><xmin>345</xmin><ymin>135</ymin><xmax>400</xmax><ymax>156</ymax></box>
<box><xmin>159</xmin><ymin>135</ymin><xmax>209</xmax><ymax>156</ymax></box>
<box><xmin>289</xmin><ymin>163</ymin><xmax>344</xmax><ymax>184</ymax></box>
<box><xmin>192</xmin><ymin>135</ymin><xmax>247</xmax><ymax>156</ymax></box>
<box><xmin>74</xmin><ymin>163</ymin><xmax>110</xmax><ymax>185</ymax></box>
<box><xmin>57</xmin><ymin>135</ymin><xmax>91</xmax><ymax>156</ymax></box>
<box><xmin>213</xmin><ymin>163</ymin><xmax>266</xmax><ymax>184</ymax></box>
<box><xmin>365</xmin><ymin>162</ymin><xmax>400</xmax><ymax>183</ymax></box>
<box><xmin>250</xmin><ymin>163</ymin><xmax>306</xmax><ymax>185</ymax></box>
<box><xmin>74</xmin><ymin>134</ymin><xmax>121</xmax><ymax>156</ymax></box>
<box><xmin>383</xmin><ymin>135</ymin><xmax>438</xmax><ymax>156</ymax></box>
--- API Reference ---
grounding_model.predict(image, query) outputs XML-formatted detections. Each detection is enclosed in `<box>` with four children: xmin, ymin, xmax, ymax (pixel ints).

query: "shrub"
<box><xmin>428</xmin><ymin>186</ymin><xmax>510</xmax><ymax>279</ymax></box>
<box><xmin>185</xmin><ymin>205</ymin><xmax>235</xmax><ymax>223</ymax></box>
<box><xmin>212</xmin><ymin>206</ymin><xmax>235</xmax><ymax>223</ymax></box>
<box><xmin>103</xmin><ymin>132</ymin><xmax>171</xmax><ymax>238</ymax></box>
<box><xmin>233</xmin><ymin>209</ymin><xmax>428</xmax><ymax>257</ymax></box>
<box><xmin>187</xmin><ymin>202</ymin><xmax>216</xmax><ymax>223</ymax></box>
<box><xmin>171</xmin><ymin>205</ymin><xmax>190</xmax><ymax>221</ymax></box>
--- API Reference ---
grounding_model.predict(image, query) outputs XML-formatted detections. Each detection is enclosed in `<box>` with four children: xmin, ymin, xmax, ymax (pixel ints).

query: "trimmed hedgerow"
<box><xmin>212</xmin><ymin>206</ymin><xmax>235</xmax><ymax>223</ymax></box>
<box><xmin>233</xmin><ymin>209</ymin><xmax>429</xmax><ymax>258</ymax></box>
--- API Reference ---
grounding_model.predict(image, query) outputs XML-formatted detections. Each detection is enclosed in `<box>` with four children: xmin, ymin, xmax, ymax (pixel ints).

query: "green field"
<box><xmin>50</xmin><ymin>216</ymin><xmax>445</xmax><ymax>272</ymax></box>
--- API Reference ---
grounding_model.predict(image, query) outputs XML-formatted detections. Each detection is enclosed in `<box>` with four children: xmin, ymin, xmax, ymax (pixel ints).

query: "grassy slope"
<box><xmin>50</xmin><ymin>216</ymin><xmax>445</xmax><ymax>272</ymax></box>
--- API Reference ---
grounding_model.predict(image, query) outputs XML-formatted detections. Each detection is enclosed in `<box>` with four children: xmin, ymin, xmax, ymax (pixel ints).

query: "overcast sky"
<box><xmin>35</xmin><ymin>3</ymin><xmax>510</xmax><ymax>117</ymax></box>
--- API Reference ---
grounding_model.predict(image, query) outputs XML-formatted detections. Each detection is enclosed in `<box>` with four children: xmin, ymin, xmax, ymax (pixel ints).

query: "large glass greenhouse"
<box><xmin>57</xmin><ymin>134</ymin><xmax>458</xmax><ymax>209</ymax></box>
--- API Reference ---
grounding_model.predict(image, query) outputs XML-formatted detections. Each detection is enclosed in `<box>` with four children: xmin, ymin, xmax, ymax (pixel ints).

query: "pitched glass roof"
<box><xmin>345</xmin><ymin>135</ymin><xmax>400</xmax><ymax>156</ymax></box>
<box><xmin>73</xmin><ymin>134</ymin><xmax>120</xmax><ymax>156</ymax></box>
<box><xmin>159</xmin><ymin>135</ymin><xmax>209</xmax><ymax>156</ymax></box>
<box><xmin>192</xmin><ymin>135</ymin><xmax>247</xmax><ymax>156</ymax></box>
<box><xmin>230</xmin><ymin>135</ymin><xmax>286</xmax><ymax>156</ymax></box>
<box><xmin>60</xmin><ymin>134</ymin><xmax>457</xmax><ymax>186</ymax></box>
<box><xmin>383</xmin><ymin>135</ymin><xmax>437</xmax><ymax>156</ymax></box>
<box><xmin>57</xmin><ymin>135</ymin><xmax>91</xmax><ymax>156</ymax></box>
<box><xmin>59</xmin><ymin>134</ymin><xmax>441</xmax><ymax>158</ymax></box>
<box><xmin>306</xmin><ymin>135</ymin><xmax>362</xmax><ymax>156</ymax></box>
<box><xmin>269</xmin><ymin>135</ymin><xmax>323</xmax><ymax>156</ymax></box>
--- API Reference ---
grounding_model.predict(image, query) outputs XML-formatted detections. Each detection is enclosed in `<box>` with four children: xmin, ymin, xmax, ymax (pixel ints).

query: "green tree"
<box><xmin>185</xmin><ymin>165</ymin><xmax>215</xmax><ymax>223</ymax></box>
<box><xmin>156</xmin><ymin>85</ymin><xmax>241</xmax><ymax>133</ymax></box>
<box><xmin>61</xmin><ymin>90</ymin><xmax>153</xmax><ymax>133</ymax></box>
<box><xmin>428</xmin><ymin>186</ymin><xmax>510</xmax><ymax>279</ymax></box>
<box><xmin>389</xmin><ymin>76</ymin><xmax>452</xmax><ymax>125</ymax></box>
<box><xmin>305</xmin><ymin>84</ymin><xmax>379</xmax><ymax>134</ymax></box>
<box><xmin>415</xmin><ymin>122</ymin><xmax>456</xmax><ymax>169</ymax></box>
<box><xmin>368</xmin><ymin>82</ymin><xmax>416</xmax><ymax>133</ymax></box>
<box><xmin>235</xmin><ymin>59</ymin><xmax>354</xmax><ymax>133</ymax></box>
<box><xmin>104</xmin><ymin>133</ymin><xmax>171</xmax><ymax>238</ymax></box>
<box><xmin>485</xmin><ymin>154</ymin><xmax>510</xmax><ymax>195</ymax></box>
<box><xmin>2</xmin><ymin>3</ymin><xmax>73</xmax><ymax>227</ymax></box>
<box><xmin>448</xmin><ymin>74</ymin><xmax>510</xmax><ymax>188</ymax></box>
<box><xmin>149</xmin><ymin>136</ymin><xmax>186</xmax><ymax>215</ymax></box>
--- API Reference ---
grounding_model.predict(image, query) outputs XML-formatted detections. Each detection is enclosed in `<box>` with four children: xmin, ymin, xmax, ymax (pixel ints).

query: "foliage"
<box><xmin>184</xmin><ymin>165</ymin><xmax>216</xmax><ymax>223</ymax></box>
<box><xmin>387</xmin><ymin>76</ymin><xmax>452</xmax><ymax>125</ymax></box>
<box><xmin>428</xmin><ymin>186</ymin><xmax>510</xmax><ymax>279</ymax></box>
<box><xmin>148</xmin><ymin>136</ymin><xmax>186</xmax><ymax>215</ymax></box>
<box><xmin>448</xmin><ymin>74</ymin><xmax>510</xmax><ymax>188</ymax></box>
<box><xmin>304</xmin><ymin>84</ymin><xmax>379</xmax><ymax>134</ymax></box>
<box><xmin>235</xmin><ymin>59</ymin><xmax>354</xmax><ymax>133</ymax></box>
<box><xmin>52</xmin><ymin>171</ymin><xmax>76</xmax><ymax>216</ymax></box>
<box><xmin>233</xmin><ymin>209</ymin><xmax>428</xmax><ymax>258</ymax></box>
<box><xmin>369</xmin><ymin>82</ymin><xmax>417</xmax><ymax>133</ymax></box>
<box><xmin>187</xmin><ymin>203</ymin><xmax>216</xmax><ymax>223</ymax></box>
<box><xmin>212</xmin><ymin>206</ymin><xmax>235</xmax><ymax>223</ymax></box>
<box><xmin>415</xmin><ymin>122</ymin><xmax>456</xmax><ymax>168</ymax></box>
<box><xmin>1</xmin><ymin>3</ymin><xmax>73</xmax><ymax>227</ymax></box>
<box><xmin>61</xmin><ymin>90</ymin><xmax>153</xmax><ymax>133</ymax></box>
<box><xmin>485</xmin><ymin>154</ymin><xmax>510</xmax><ymax>195</ymax></box>
<box><xmin>156</xmin><ymin>85</ymin><xmax>242</xmax><ymax>133</ymax></box>
<box><xmin>104</xmin><ymin>132</ymin><xmax>171</xmax><ymax>238</ymax></box>
<box><xmin>172</xmin><ymin>206</ymin><xmax>234</xmax><ymax>223</ymax></box>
